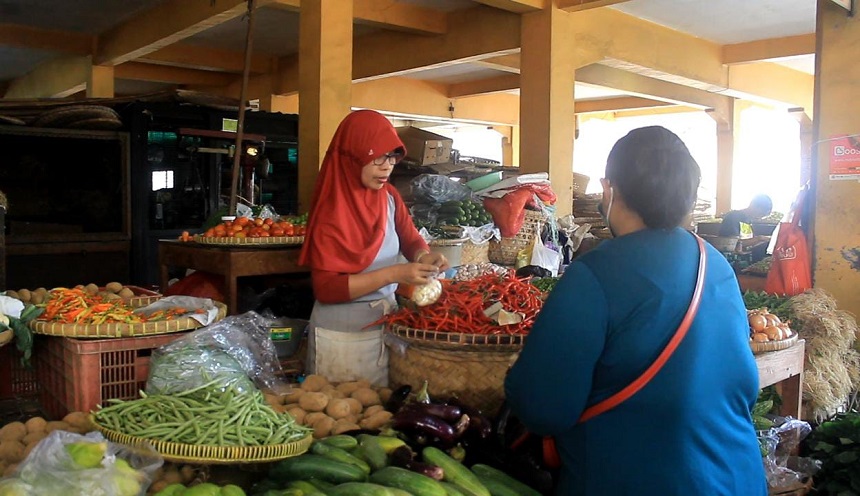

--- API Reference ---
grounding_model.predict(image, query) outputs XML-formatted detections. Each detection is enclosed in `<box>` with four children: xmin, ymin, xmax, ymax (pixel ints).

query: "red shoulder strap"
<box><xmin>577</xmin><ymin>233</ymin><xmax>708</xmax><ymax>423</ymax></box>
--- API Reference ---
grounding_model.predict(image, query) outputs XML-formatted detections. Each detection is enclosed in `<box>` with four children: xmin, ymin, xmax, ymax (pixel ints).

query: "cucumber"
<box><xmin>439</xmin><ymin>207</ymin><xmax>466</xmax><ymax>217</ymax></box>
<box><xmin>473</xmin><ymin>474</ymin><xmax>521</xmax><ymax>496</ymax></box>
<box><xmin>422</xmin><ymin>447</ymin><xmax>490</xmax><ymax>496</ymax></box>
<box><xmin>270</xmin><ymin>454</ymin><xmax>368</xmax><ymax>484</ymax></box>
<box><xmin>321</xmin><ymin>435</ymin><xmax>359</xmax><ymax>450</ymax></box>
<box><xmin>442</xmin><ymin>200</ymin><xmax>463</xmax><ymax>208</ymax></box>
<box><xmin>470</xmin><ymin>465</ymin><xmax>541</xmax><ymax>496</ymax></box>
<box><xmin>287</xmin><ymin>480</ymin><xmax>327</xmax><ymax>494</ymax></box>
<box><xmin>375</xmin><ymin>435</ymin><xmax>407</xmax><ymax>454</ymax></box>
<box><xmin>311</xmin><ymin>440</ymin><xmax>371</xmax><ymax>474</ymax></box>
<box><xmin>327</xmin><ymin>482</ymin><xmax>412</xmax><ymax>496</ymax></box>
<box><xmin>308</xmin><ymin>479</ymin><xmax>336</xmax><ymax>491</ymax></box>
<box><xmin>369</xmin><ymin>467</ymin><xmax>447</xmax><ymax>496</ymax></box>
<box><xmin>355</xmin><ymin>434</ymin><xmax>389</xmax><ymax>471</ymax></box>
<box><xmin>440</xmin><ymin>482</ymin><xmax>468</xmax><ymax>496</ymax></box>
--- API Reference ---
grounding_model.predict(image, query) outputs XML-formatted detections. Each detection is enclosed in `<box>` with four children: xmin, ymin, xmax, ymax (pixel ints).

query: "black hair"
<box><xmin>749</xmin><ymin>194</ymin><xmax>773</xmax><ymax>214</ymax></box>
<box><xmin>605</xmin><ymin>126</ymin><xmax>701</xmax><ymax>229</ymax></box>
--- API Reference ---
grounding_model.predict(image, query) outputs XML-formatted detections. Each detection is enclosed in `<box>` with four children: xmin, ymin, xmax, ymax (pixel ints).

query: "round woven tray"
<box><xmin>31</xmin><ymin>105</ymin><xmax>120</xmax><ymax>128</ymax></box>
<box><xmin>0</xmin><ymin>329</ymin><xmax>13</xmax><ymax>348</ymax></box>
<box><xmin>750</xmin><ymin>333</ymin><xmax>798</xmax><ymax>354</ymax></box>
<box><xmin>30</xmin><ymin>301</ymin><xmax>227</xmax><ymax>338</ymax></box>
<box><xmin>91</xmin><ymin>419</ymin><xmax>312</xmax><ymax>465</ymax></box>
<box><xmin>429</xmin><ymin>237</ymin><xmax>469</xmax><ymax>247</ymax></box>
<box><xmin>195</xmin><ymin>235</ymin><xmax>304</xmax><ymax>246</ymax></box>
<box><xmin>387</xmin><ymin>323</ymin><xmax>524</xmax><ymax>351</ymax></box>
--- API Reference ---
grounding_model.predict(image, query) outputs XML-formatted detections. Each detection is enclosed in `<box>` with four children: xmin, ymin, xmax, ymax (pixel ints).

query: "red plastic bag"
<box><xmin>765</xmin><ymin>189</ymin><xmax>812</xmax><ymax>296</ymax></box>
<box><xmin>164</xmin><ymin>271</ymin><xmax>226</xmax><ymax>303</ymax></box>
<box><xmin>483</xmin><ymin>184</ymin><xmax>556</xmax><ymax>237</ymax></box>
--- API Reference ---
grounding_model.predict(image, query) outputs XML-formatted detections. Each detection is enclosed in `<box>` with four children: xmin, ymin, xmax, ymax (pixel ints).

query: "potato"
<box><xmin>300</xmin><ymin>375</ymin><xmax>329</xmax><ymax>392</ymax></box>
<box><xmin>22</xmin><ymin>443</ymin><xmax>38</xmax><ymax>459</ymax></box>
<box><xmin>16</xmin><ymin>289</ymin><xmax>31</xmax><ymax>303</ymax></box>
<box><xmin>321</xmin><ymin>384</ymin><xmax>336</xmax><ymax>393</ymax></box>
<box><xmin>283</xmin><ymin>388</ymin><xmax>305</xmax><ymax>403</ymax></box>
<box><xmin>24</xmin><ymin>417</ymin><xmax>47</xmax><ymax>434</ymax></box>
<box><xmin>0</xmin><ymin>422</ymin><xmax>26</xmax><ymax>442</ymax></box>
<box><xmin>332</xmin><ymin>420</ymin><xmax>361</xmax><ymax>436</ymax></box>
<box><xmin>29</xmin><ymin>292</ymin><xmax>44</xmax><ymax>304</ymax></box>
<box><xmin>3</xmin><ymin>463</ymin><xmax>17</xmax><ymax>477</ymax></box>
<box><xmin>85</xmin><ymin>283</ymin><xmax>100</xmax><ymax>295</ymax></box>
<box><xmin>4</xmin><ymin>290</ymin><xmax>18</xmax><ymax>300</ymax></box>
<box><xmin>325</xmin><ymin>399</ymin><xmax>352</xmax><ymax>420</ymax></box>
<box><xmin>0</xmin><ymin>442</ymin><xmax>25</xmax><ymax>463</ymax></box>
<box><xmin>263</xmin><ymin>393</ymin><xmax>284</xmax><ymax>407</ymax></box>
<box><xmin>312</xmin><ymin>417</ymin><xmax>335</xmax><ymax>439</ymax></box>
<box><xmin>344</xmin><ymin>398</ymin><xmax>363</xmax><ymax>415</ymax></box>
<box><xmin>299</xmin><ymin>392</ymin><xmax>329</xmax><ymax>412</ymax></box>
<box><xmin>362</xmin><ymin>405</ymin><xmax>385</xmax><ymax>418</ymax></box>
<box><xmin>378</xmin><ymin>387</ymin><xmax>393</xmax><ymax>404</ymax></box>
<box><xmin>21</xmin><ymin>431</ymin><xmax>46</xmax><ymax>446</ymax></box>
<box><xmin>287</xmin><ymin>407</ymin><xmax>307</xmax><ymax>425</ymax></box>
<box><xmin>45</xmin><ymin>421</ymin><xmax>70</xmax><ymax>433</ymax></box>
<box><xmin>34</xmin><ymin>287</ymin><xmax>48</xmax><ymax>297</ymax></box>
<box><xmin>62</xmin><ymin>412</ymin><xmax>91</xmax><ymax>430</ymax></box>
<box><xmin>283</xmin><ymin>403</ymin><xmax>300</xmax><ymax>411</ymax></box>
<box><xmin>149</xmin><ymin>480</ymin><xmax>170</xmax><ymax>494</ymax></box>
<box><xmin>304</xmin><ymin>412</ymin><xmax>328</xmax><ymax>427</ymax></box>
<box><xmin>118</xmin><ymin>287</ymin><xmax>135</xmax><ymax>299</ymax></box>
<box><xmin>104</xmin><ymin>292</ymin><xmax>121</xmax><ymax>301</ymax></box>
<box><xmin>105</xmin><ymin>282</ymin><xmax>124</xmax><ymax>293</ymax></box>
<box><xmin>345</xmin><ymin>414</ymin><xmax>360</xmax><ymax>425</ymax></box>
<box><xmin>160</xmin><ymin>467</ymin><xmax>183</xmax><ymax>485</ymax></box>
<box><xmin>327</xmin><ymin>390</ymin><xmax>346</xmax><ymax>400</ymax></box>
<box><xmin>179</xmin><ymin>465</ymin><xmax>196</xmax><ymax>484</ymax></box>
<box><xmin>335</xmin><ymin>381</ymin><xmax>362</xmax><ymax>396</ymax></box>
<box><xmin>350</xmin><ymin>388</ymin><xmax>381</xmax><ymax>407</ymax></box>
<box><xmin>359</xmin><ymin>411</ymin><xmax>393</xmax><ymax>430</ymax></box>
<box><xmin>355</xmin><ymin>379</ymin><xmax>371</xmax><ymax>389</ymax></box>
<box><xmin>271</xmin><ymin>404</ymin><xmax>288</xmax><ymax>414</ymax></box>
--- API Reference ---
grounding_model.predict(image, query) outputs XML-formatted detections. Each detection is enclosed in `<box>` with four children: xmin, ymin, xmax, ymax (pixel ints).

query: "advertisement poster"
<box><xmin>829</xmin><ymin>134</ymin><xmax>860</xmax><ymax>180</ymax></box>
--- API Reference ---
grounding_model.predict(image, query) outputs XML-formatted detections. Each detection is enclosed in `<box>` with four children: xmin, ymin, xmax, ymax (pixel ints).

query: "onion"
<box><xmin>763</xmin><ymin>326</ymin><xmax>781</xmax><ymax>341</ymax></box>
<box><xmin>764</xmin><ymin>313</ymin><xmax>782</xmax><ymax>327</ymax></box>
<box><xmin>748</xmin><ymin>314</ymin><xmax>767</xmax><ymax>332</ymax></box>
<box><xmin>752</xmin><ymin>333</ymin><xmax>769</xmax><ymax>343</ymax></box>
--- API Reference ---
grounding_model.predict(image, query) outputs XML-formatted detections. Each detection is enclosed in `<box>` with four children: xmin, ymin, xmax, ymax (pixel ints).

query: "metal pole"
<box><xmin>229</xmin><ymin>0</ymin><xmax>257</xmax><ymax>215</ymax></box>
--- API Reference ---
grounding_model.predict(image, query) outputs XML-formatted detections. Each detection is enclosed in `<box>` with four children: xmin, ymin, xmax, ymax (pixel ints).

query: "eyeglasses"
<box><xmin>372</xmin><ymin>153</ymin><xmax>400</xmax><ymax>166</ymax></box>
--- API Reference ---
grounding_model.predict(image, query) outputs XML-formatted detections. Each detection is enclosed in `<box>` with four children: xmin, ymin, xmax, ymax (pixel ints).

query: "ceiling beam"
<box><xmin>470</xmin><ymin>0</ymin><xmax>545</xmax><ymax>13</ymax></box>
<box><xmin>722</xmin><ymin>34</ymin><xmax>815</xmax><ymax>65</ymax></box>
<box><xmin>558</xmin><ymin>0</ymin><xmax>632</xmax><ymax>12</ymax></box>
<box><xmin>115</xmin><ymin>62</ymin><xmax>239</xmax><ymax>86</ymax></box>
<box><xmin>448</xmin><ymin>74</ymin><xmax>520</xmax><ymax>97</ymax></box>
<box><xmin>94</xmin><ymin>0</ymin><xmax>253</xmax><ymax>66</ymax></box>
<box><xmin>472</xmin><ymin>54</ymin><xmax>521</xmax><ymax>73</ymax></box>
<box><xmin>266</xmin><ymin>0</ymin><xmax>447</xmax><ymax>35</ymax></box>
<box><xmin>575</xmin><ymin>96</ymin><xmax>673</xmax><ymax>113</ymax></box>
<box><xmin>4</xmin><ymin>56</ymin><xmax>91</xmax><ymax>99</ymax></box>
<box><xmin>0</xmin><ymin>23</ymin><xmax>93</xmax><ymax>54</ymax></box>
<box><xmin>139</xmin><ymin>44</ymin><xmax>273</xmax><ymax>74</ymax></box>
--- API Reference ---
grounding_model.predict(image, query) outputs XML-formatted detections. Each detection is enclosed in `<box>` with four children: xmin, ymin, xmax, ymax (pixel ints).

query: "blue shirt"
<box><xmin>505</xmin><ymin>228</ymin><xmax>766</xmax><ymax>496</ymax></box>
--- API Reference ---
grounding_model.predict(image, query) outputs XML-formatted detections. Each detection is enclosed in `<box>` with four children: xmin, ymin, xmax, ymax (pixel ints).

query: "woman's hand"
<box><xmin>416</xmin><ymin>251</ymin><xmax>450</xmax><ymax>271</ymax></box>
<box><xmin>391</xmin><ymin>262</ymin><xmax>440</xmax><ymax>286</ymax></box>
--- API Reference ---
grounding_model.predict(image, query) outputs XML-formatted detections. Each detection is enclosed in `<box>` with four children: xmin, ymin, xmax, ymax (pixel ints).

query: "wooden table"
<box><xmin>755</xmin><ymin>339</ymin><xmax>805</xmax><ymax>419</ymax></box>
<box><xmin>738</xmin><ymin>273</ymin><xmax>768</xmax><ymax>293</ymax></box>
<box><xmin>158</xmin><ymin>240</ymin><xmax>308</xmax><ymax>314</ymax></box>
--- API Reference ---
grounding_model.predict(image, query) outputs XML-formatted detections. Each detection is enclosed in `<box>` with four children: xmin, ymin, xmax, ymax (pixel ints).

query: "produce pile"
<box><xmin>92</xmin><ymin>380</ymin><xmax>311</xmax><ymax>447</ymax></box>
<box><xmin>0</xmin><ymin>412</ymin><xmax>95</xmax><ymax>478</ymax></box>
<box><xmin>38</xmin><ymin>287</ymin><xmax>200</xmax><ymax>325</ymax></box>
<box><xmin>198</xmin><ymin>216</ymin><xmax>306</xmax><ymax>240</ymax></box>
<box><xmin>378</xmin><ymin>273</ymin><xmax>545</xmax><ymax>335</ymax></box>
<box><xmin>747</xmin><ymin>308</ymin><xmax>795</xmax><ymax>344</ymax></box>
<box><xmin>805</xmin><ymin>412</ymin><xmax>860</xmax><ymax>496</ymax></box>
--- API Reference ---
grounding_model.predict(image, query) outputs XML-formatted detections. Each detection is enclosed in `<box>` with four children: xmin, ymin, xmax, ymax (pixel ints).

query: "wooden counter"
<box><xmin>738</xmin><ymin>273</ymin><xmax>768</xmax><ymax>293</ymax></box>
<box><xmin>158</xmin><ymin>240</ymin><xmax>308</xmax><ymax>314</ymax></box>
<box><xmin>755</xmin><ymin>340</ymin><xmax>805</xmax><ymax>419</ymax></box>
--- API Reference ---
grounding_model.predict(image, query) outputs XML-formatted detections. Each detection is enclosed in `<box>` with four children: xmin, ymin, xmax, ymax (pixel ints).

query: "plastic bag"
<box><xmin>759</xmin><ymin>417</ymin><xmax>818</xmax><ymax>492</ymax></box>
<box><xmin>146</xmin><ymin>311</ymin><xmax>285</xmax><ymax>397</ymax></box>
<box><xmin>530</xmin><ymin>237</ymin><xmax>561</xmax><ymax>277</ymax></box>
<box><xmin>410</xmin><ymin>174</ymin><xmax>472</xmax><ymax>203</ymax></box>
<box><xmin>164</xmin><ymin>271</ymin><xmax>226</xmax><ymax>303</ymax></box>
<box><xmin>0</xmin><ymin>430</ymin><xmax>162</xmax><ymax>496</ymax></box>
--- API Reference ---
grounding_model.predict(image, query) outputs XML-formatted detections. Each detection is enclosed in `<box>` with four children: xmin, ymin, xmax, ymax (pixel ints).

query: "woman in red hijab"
<box><xmin>299</xmin><ymin>109</ymin><xmax>448</xmax><ymax>385</ymax></box>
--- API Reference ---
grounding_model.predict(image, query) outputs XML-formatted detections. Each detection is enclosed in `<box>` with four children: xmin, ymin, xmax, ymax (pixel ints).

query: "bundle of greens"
<box><xmin>805</xmin><ymin>412</ymin><xmax>860</xmax><ymax>495</ymax></box>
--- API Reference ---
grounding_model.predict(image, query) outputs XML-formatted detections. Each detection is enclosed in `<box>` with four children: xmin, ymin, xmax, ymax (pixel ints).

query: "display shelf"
<box><xmin>755</xmin><ymin>339</ymin><xmax>805</xmax><ymax>419</ymax></box>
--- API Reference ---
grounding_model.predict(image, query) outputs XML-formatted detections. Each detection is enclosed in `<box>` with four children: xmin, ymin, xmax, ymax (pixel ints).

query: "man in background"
<box><xmin>718</xmin><ymin>194</ymin><xmax>773</xmax><ymax>237</ymax></box>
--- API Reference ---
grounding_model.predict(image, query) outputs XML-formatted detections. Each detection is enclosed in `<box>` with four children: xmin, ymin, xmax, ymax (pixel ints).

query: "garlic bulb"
<box><xmin>411</xmin><ymin>279</ymin><xmax>443</xmax><ymax>307</ymax></box>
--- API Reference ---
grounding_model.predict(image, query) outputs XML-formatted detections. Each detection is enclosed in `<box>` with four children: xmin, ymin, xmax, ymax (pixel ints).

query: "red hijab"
<box><xmin>299</xmin><ymin>110</ymin><xmax>406</xmax><ymax>273</ymax></box>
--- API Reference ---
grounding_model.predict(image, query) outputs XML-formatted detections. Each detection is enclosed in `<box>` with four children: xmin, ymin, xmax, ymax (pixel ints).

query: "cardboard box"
<box><xmin>396</xmin><ymin>127</ymin><xmax>453</xmax><ymax>166</ymax></box>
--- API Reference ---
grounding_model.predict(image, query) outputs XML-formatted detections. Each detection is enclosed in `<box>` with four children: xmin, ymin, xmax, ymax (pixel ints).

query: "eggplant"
<box><xmin>392</xmin><ymin>410</ymin><xmax>457</xmax><ymax>446</ymax></box>
<box><xmin>389</xmin><ymin>446</ymin><xmax>445</xmax><ymax>480</ymax></box>
<box><xmin>445</xmin><ymin>398</ymin><xmax>492</xmax><ymax>440</ymax></box>
<box><xmin>400</xmin><ymin>402</ymin><xmax>463</xmax><ymax>422</ymax></box>
<box><xmin>454</xmin><ymin>414</ymin><xmax>470</xmax><ymax>438</ymax></box>
<box><xmin>385</xmin><ymin>384</ymin><xmax>412</xmax><ymax>413</ymax></box>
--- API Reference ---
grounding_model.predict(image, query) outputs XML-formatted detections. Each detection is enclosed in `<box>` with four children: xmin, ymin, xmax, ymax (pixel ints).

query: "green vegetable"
<box><xmin>183</xmin><ymin>483</ymin><xmax>222</xmax><ymax>496</ymax></box>
<box><xmin>220</xmin><ymin>484</ymin><xmax>247</xmax><ymax>496</ymax></box>
<box><xmin>286</xmin><ymin>480</ymin><xmax>325</xmax><ymax>495</ymax></box>
<box><xmin>530</xmin><ymin>277</ymin><xmax>560</xmax><ymax>293</ymax></box>
<box><xmin>439</xmin><ymin>482</ymin><xmax>468</xmax><ymax>496</ymax></box>
<box><xmin>355</xmin><ymin>435</ymin><xmax>389</xmax><ymax>471</ymax></box>
<box><xmin>311</xmin><ymin>440</ymin><xmax>371</xmax><ymax>474</ymax></box>
<box><xmin>472</xmin><ymin>474</ymin><xmax>521</xmax><ymax>496</ymax></box>
<box><xmin>806</xmin><ymin>412</ymin><xmax>860</xmax><ymax>495</ymax></box>
<box><xmin>321</xmin><ymin>435</ymin><xmax>359</xmax><ymax>450</ymax></box>
<box><xmin>327</xmin><ymin>482</ymin><xmax>412</xmax><ymax>496</ymax></box>
<box><xmin>470</xmin><ymin>464</ymin><xmax>540</xmax><ymax>496</ymax></box>
<box><xmin>154</xmin><ymin>483</ymin><xmax>187</xmax><ymax>496</ymax></box>
<box><xmin>369</xmin><ymin>467</ymin><xmax>447</xmax><ymax>496</ymax></box>
<box><xmin>422</xmin><ymin>447</ymin><xmax>490</xmax><ymax>496</ymax></box>
<box><xmin>270</xmin><ymin>454</ymin><xmax>368</xmax><ymax>485</ymax></box>
<box><xmin>742</xmin><ymin>291</ymin><xmax>793</xmax><ymax>322</ymax></box>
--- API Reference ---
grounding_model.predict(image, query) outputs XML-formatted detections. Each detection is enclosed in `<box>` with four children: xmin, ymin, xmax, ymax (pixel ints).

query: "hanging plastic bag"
<box><xmin>530</xmin><ymin>237</ymin><xmax>561</xmax><ymax>277</ymax></box>
<box><xmin>410</xmin><ymin>174</ymin><xmax>472</xmax><ymax>203</ymax></box>
<box><xmin>765</xmin><ymin>187</ymin><xmax>812</xmax><ymax>296</ymax></box>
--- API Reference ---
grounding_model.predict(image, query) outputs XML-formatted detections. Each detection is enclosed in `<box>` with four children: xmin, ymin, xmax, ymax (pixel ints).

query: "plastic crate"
<box><xmin>0</xmin><ymin>345</ymin><xmax>39</xmax><ymax>400</ymax></box>
<box><xmin>35</xmin><ymin>332</ymin><xmax>190</xmax><ymax>419</ymax></box>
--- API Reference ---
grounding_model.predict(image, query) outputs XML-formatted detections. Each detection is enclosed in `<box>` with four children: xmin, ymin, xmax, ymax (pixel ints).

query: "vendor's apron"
<box><xmin>307</xmin><ymin>194</ymin><xmax>400</xmax><ymax>386</ymax></box>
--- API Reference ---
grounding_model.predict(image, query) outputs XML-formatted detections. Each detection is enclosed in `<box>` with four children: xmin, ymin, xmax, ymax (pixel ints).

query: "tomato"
<box><xmin>236</xmin><ymin>217</ymin><xmax>250</xmax><ymax>227</ymax></box>
<box><xmin>205</xmin><ymin>228</ymin><xmax>215</xmax><ymax>237</ymax></box>
<box><xmin>254</xmin><ymin>217</ymin><xmax>265</xmax><ymax>227</ymax></box>
<box><xmin>234</xmin><ymin>231</ymin><xmax>246</xmax><ymax>238</ymax></box>
<box><xmin>264</xmin><ymin>218</ymin><xmax>274</xmax><ymax>226</ymax></box>
<box><xmin>296</xmin><ymin>225</ymin><xmax>306</xmax><ymax>236</ymax></box>
<box><xmin>285</xmin><ymin>226</ymin><xmax>295</xmax><ymax>236</ymax></box>
<box><xmin>262</xmin><ymin>223</ymin><xmax>270</xmax><ymax>231</ymax></box>
<box><xmin>259</xmin><ymin>231</ymin><xmax>271</xmax><ymax>237</ymax></box>
<box><xmin>272</xmin><ymin>228</ymin><xmax>285</xmax><ymax>236</ymax></box>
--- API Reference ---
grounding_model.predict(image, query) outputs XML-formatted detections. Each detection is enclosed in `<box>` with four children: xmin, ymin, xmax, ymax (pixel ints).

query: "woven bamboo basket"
<box><xmin>488</xmin><ymin>209</ymin><xmax>545</xmax><ymax>266</ymax></box>
<box><xmin>750</xmin><ymin>333</ymin><xmax>798</xmax><ymax>354</ymax></box>
<box><xmin>92</xmin><ymin>418</ymin><xmax>312</xmax><ymax>464</ymax></box>
<box><xmin>30</xmin><ymin>301</ymin><xmax>228</xmax><ymax>338</ymax></box>
<box><xmin>386</xmin><ymin>324</ymin><xmax>523</xmax><ymax>415</ymax></box>
<box><xmin>461</xmin><ymin>240</ymin><xmax>490</xmax><ymax>265</ymax></box>
<box><xmin>572</xmin><ymin>172</ymin><xmax>591</xmax><ymax>198</ymax></box>
<box><xmin>195</xmin><ymin>235</ymin><xmax>304</xmax><ymax>246</ymax></box>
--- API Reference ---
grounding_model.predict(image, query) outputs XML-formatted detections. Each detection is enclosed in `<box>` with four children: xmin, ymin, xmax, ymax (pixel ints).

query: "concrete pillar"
<box><xmin>298</xmin><ymin>0</ymin><xmax>353</xmax><ymax>213</ymax></box>
<box><xmin>709</xmin><ymin>99</ymin><xmax>736</xmax><ymax>215</ymax></box>
<box><xmin>812</xmin><ymin>0</ymin><xmax>860</xmax><ymax>317</ymax></box>
<box><xmin>87</xmin><ymin>65</ymin><xmax>114</xmax><ymax>98</ymax></box>
<box><xmin>519</xmin><ymin>6</ymin><xmax>575</xmax><ymax>216</ymax></box>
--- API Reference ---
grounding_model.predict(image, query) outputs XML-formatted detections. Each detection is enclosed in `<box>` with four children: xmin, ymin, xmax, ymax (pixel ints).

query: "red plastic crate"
<box><xmin>34</xmin><ymin>332</ymin><xmax>190</xmax><ymax>419</ymax></box>
<box><xmin>0</xmin><ymin>345</ymin><xmax>39</xmax><ymax>399</ymax></box>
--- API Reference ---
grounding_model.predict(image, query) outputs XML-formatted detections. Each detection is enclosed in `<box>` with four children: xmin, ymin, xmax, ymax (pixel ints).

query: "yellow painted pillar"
<box><xmin>260</xmin><ymin>94</ymin><xmax>299</xmax><ymax>115</ymax></box>
<box><xmin>519</xmin><ymin>6</ymin><xmax>575</xmax><ymax>216</ymax></box>
<box><xmin>298</xmin><ymin>0</ymin><xmax>353</xmax><ymax>213</ymax></box>
<box><xmin>812</xmin><ymin>0</ymin><xmax>860</xmax><ymax>317</ymax></box>
<box><xmin>709</xmin><ymin>100</ymin><xmax>737</xmax><ymax>215</ymax></box>
<box><xmin>87</xmin><ymin>64</ymin><xmax>114</xmax><ymax>98</ymax></box>
<box><xmin>492</xmin><ymin>125</ymin><xmax>514</xmax><ymax>166</ymax></box>
<box><xmin>511</xmin><ymin>125</ymin><xmax>520</xmax><ymax>168</ymax></box>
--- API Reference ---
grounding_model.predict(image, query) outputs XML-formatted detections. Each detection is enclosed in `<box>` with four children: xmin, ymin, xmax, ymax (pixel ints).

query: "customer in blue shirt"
<box><xmin>505</xmin><ymin>126</ymin><xmax>766</xmax><ymax>495</ymax></box>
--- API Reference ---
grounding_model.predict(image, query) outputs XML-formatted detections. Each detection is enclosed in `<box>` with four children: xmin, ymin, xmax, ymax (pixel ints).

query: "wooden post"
<box><xmin>229</xmin><ymin>0</ymin><xmax>257</xmax><ymax>215</ymax></box>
